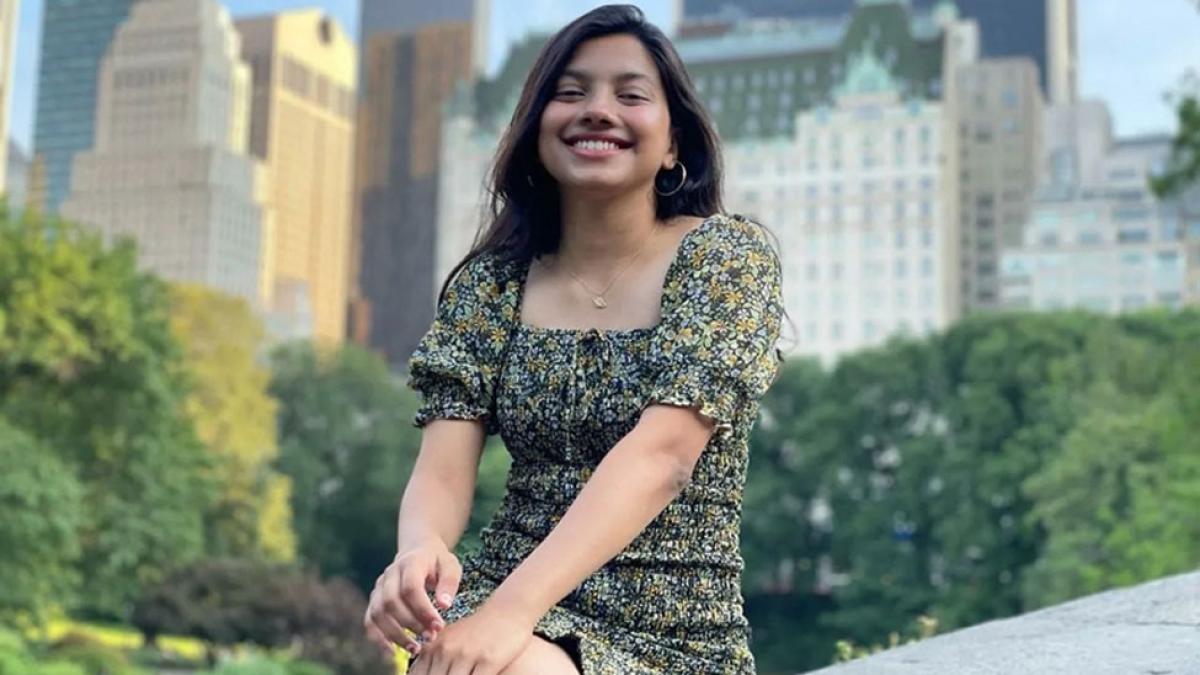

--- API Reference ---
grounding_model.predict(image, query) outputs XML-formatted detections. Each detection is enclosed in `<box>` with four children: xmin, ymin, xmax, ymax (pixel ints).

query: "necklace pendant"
<box><xmin>592</xmin><ymin>296</ymin><xmax>608</xmax><ymax>309</ymax></box>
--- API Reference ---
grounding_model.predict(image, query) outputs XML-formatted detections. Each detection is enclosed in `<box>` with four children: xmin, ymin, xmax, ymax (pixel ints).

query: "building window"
<box><xmin>1118</xmin><ymin>228</ymin><xmax>1150</xmax><ymax>244</ymax></box>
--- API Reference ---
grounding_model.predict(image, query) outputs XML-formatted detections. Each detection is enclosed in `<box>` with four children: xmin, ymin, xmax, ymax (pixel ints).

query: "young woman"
<box><xmin>363</xmin><ymin>5</ymin><xmax>785</xmax><ymax>674</ymax></box>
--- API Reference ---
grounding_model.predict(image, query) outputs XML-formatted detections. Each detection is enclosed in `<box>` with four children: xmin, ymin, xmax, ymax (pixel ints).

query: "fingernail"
<box><xmin>421</xmin><ymin>630</ymin><xmax>432</xmax><ymax>640</ymax></box>
<box><xmin>439</xmin><ymin>593</ymin><xmax>452</xmax><ymax>606</ymax></box>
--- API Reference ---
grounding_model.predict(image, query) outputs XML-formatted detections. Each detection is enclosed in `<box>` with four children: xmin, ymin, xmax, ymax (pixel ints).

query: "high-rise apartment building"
<box><xmin>955</xmin><ymin>59</ymin><xmax>1044</xmax><ymax>310</ymax></box>
<box><xmin>30</xmin><ymin>0</ymin><xmax>142</xmax><ymax>213</ymax></box>
<box><xmin>1000</xmin><ymin>103</ymin><xmax>1196</xmax><ymax>313</ymax></box>
<box><xmin>235</xmin><ymin>11</ymin><xmax>357</xmax><ymax>345</ymax></box>
<box><xmin>60</xmin><ymin>0</ymin><xmax>267</xmax><ymax>305</ymax></box>
<box><xmin>0</xmin><ymin>0</ymin><xmax>17</xmax><ymax>195</ymax></box>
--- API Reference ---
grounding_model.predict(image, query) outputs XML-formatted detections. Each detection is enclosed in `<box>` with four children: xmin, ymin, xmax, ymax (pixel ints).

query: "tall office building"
<box><xmin>955</xmin><ymin>59</ymin><xmax>1044</xmax><ymax>310</ymax></box>
<box><xmin>359</xmin><ymin>0</ymin><xmax>488</xmax><ymax>78</ymax></box>
<box><xmin>353</xmin><ymin>22</ymin><xmax>475</xmax><ymax>366</ymax></box>
<box><xmin>683</xmin><ymin>0</ymin><xmax>1076</xmax><ymax>103</ymax></box>
<box><xmin>0</xmin><ymin>0</ymin><xmax>17</xmax><ymax>195</ymax></box>
<box><xmin>235</xmin><ymin>11</ymin><xmax>357</xmax><ymax>345</ymax></box>
<box><xmin>30</xmin><ymin>0</ymin><xmax>142</xmax><ymax>213</ymax></box>
<box><xmin>60</xmin><ymin>0</ymin><xmax>267</xmax><ymax>305</ymax></box>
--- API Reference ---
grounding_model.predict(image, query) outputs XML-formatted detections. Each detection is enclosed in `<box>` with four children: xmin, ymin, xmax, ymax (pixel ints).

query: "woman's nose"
<box><xmin>579</xmin><ymin>95</ymin><xmax>617</xmax><ymax>126</ymax></box>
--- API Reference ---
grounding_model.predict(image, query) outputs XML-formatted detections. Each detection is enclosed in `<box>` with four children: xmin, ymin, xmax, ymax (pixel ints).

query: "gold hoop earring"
<box><xmin>655</xmin><ymin>162</ymin><xmax>687</xmax><ymax>197</ymax></box>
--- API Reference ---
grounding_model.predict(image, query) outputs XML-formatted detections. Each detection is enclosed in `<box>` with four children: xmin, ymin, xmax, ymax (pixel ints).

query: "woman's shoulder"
<box><xmin>677</xmin><ymin>212</ymin><xmax>778</xmax><ymax>265</ymax></box>
<box><xmin>436</xmin><ymin>252</ymin><xmax>525</xmax><ymax>339</ymax></box>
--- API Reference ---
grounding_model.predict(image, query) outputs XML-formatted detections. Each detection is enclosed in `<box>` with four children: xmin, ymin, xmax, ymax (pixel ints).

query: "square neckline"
<box><xmin>514</xmin><ymin>214</ymin><xmax>724</xmax><ymax>337</ymax></box>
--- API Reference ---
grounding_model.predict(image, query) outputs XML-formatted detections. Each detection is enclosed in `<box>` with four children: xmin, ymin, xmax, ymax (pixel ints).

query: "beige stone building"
<box><xmin>0</xmin><ymin>0</ymin><xmax>18</xmax><ymax>195</ymax></box>
<box><xmin>61</xmin><ymin>0</ymin><xmax>268</xmax><ymax>306</ymax></box>
<box><xmin>236</xmin><ymin>11</ymin><xmax>357</xmax><ymax>345</ymax></box>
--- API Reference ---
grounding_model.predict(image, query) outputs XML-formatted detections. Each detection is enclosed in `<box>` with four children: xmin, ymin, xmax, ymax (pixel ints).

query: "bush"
<box><xmin>210</xmin><ymin>654</ymin><xmax>332</xmax><ymax>675</ymax></box>
<box><xmin>133</xmin><ymin>560</ymin><xmax>391</xmax><ymax>675</ymax></box>
<box><xmin>0</xmin><ymin>628</ymin><xmax>86</xmax><ymax>675</ymax></box>
<box><xmin>45</xmin><ymin>633</ymin><xmax>143</xmax><ymax>675</ymax></box>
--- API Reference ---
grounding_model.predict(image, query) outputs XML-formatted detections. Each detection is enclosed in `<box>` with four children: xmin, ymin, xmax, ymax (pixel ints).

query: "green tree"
<box><xmin>0</xmin><ymin>419</ymin><xmax>84</xmax><ymax>625</ymax></box>
<box><xmin>1151</xmin><ymin>71</ymin><xmax>1200</xmax><ymax>198</ymax></box>
<box><xmin>169</xmin><ymin>283</ymin><xmax>295</xmax><ymax>561</ymax></box>
<box><xmin>0</xmin><ymin>208</ymin><xmax>212</xmax><ymax>619</ymax></box>
<box><xmin>269</xmin><ymin>343</ymin><xmax>422</xmax><ymax>591</ymax></box>
<box><xmin>1021</xmin><ymin>314</ymin><xmax>1200</xmax><ymax>605</ymax></box>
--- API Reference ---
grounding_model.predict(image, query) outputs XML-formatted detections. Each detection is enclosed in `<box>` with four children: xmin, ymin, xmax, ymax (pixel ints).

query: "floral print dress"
<box><xmin>405</xmin><ymin>213</ymin><xmax>784</xmax><ymax>674</ymax></box>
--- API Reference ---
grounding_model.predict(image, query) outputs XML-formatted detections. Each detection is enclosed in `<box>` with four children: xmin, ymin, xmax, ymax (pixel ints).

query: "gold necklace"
<box><xmin>538</xmin><ymin>225</ymin><xmax>661</xmax><ymax>309</ymax></box>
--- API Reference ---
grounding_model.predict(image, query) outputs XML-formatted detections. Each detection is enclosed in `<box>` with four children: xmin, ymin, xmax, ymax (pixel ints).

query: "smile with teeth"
<box><xmin>571</xmin><ymin>139</ymin><xmax>626</xmax><ymax>151</ymax></box>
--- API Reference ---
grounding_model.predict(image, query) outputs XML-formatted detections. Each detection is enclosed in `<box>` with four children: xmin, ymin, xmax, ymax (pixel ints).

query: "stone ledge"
<box><xmin>805</xmin><ymin>570</ymin><xmax>1200</xmax><ymax>675</ymax></box>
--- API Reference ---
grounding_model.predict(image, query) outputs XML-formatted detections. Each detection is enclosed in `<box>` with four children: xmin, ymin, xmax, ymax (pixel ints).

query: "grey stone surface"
<box><xmin>806</xmin><ymin>571</ymin><xmax>1200</xmax><ymax>675</ymax></box>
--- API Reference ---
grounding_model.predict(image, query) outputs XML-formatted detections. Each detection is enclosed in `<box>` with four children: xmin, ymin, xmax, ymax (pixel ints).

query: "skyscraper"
<box><xmin>683</xmin><ymin>0</ymin><xmax>1076</xmax><ymax>103</ymax></box>
<box><xmin>359</xmin><ymin>0</ymin><xmax>488</xmax><ymax>77</ymax></box>
<box><xmin>0</xmin><ymin>0</ymin><xmax>18</xmax><ymax>196</ymax></box>
<box><xmin>235</xmin><ymin>11</ymin><xmax>357</xmax><ymax>345</ymax></box>
<box><xmin>354</xmin><ymin>22</ymin><xmax>475</xmax><ymax>367</ymax></box>
<box><xmin>955</xmin><ymin>59</ymin><xmax>1044</xmax><ymax>310</ymax></box>
<box><xmin>60</xmin><ymin>0</ymin><xmax>267</xmax><ymax>305</ymax></box>
<box><xmin>30</xmin><ymin>0</ymin><xmax>142</xmax><ymax>213</ymax></box>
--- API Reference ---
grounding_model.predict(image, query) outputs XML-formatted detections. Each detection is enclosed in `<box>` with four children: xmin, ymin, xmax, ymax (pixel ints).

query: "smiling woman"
<box><xmin>364</xmin><ymin>5</ymin><xmax>785</xmax><ymax>675</ymax></box>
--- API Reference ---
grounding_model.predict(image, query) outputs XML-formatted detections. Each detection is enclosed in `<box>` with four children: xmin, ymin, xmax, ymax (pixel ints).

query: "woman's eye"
<box><xmin>556</xmin><ymin>90</ymin><xmax>583</xmax><ymax>98</ymax></box>
<box><xmin>619</xmin><ymin>93</ymin><xmax>647</xmax><ymax>101</ymax></box>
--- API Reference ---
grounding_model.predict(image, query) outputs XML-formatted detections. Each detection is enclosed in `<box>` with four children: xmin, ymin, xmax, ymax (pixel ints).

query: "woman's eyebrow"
<box><xmin>559</xmin><ymin>68</ymin><xmax>652</xmax><ymax>84</ymax></box>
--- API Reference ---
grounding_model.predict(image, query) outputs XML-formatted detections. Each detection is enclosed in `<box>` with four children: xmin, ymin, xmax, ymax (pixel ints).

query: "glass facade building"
<box><xmin>31</xmin><ymin>0</ymin><xmax>140</xmax><ymax>213</ymax></box>
<box><xmin>359</xmin><ymin>0</ymin><xmax>474</xmax><ymax>50</ymax></box>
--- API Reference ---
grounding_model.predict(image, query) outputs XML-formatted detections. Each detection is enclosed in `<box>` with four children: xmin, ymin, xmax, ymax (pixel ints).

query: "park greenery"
<box><xmin>2</xmin><ymin>155</ymin><xmax>1199</xmax><ymax>673</ymax></box>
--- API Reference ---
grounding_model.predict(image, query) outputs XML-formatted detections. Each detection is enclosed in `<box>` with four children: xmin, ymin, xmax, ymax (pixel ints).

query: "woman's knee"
<box><xmin>500</xmin><ymin>636</ymin><xmax>581</xmax><ymax>675</ymax></box>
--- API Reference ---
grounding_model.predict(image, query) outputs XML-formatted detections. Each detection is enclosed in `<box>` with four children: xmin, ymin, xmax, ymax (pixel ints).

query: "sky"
<box><xmin>8</xmin><ymin>0</ymin><xmax>1200</xmax><ymax>153</ymax></box>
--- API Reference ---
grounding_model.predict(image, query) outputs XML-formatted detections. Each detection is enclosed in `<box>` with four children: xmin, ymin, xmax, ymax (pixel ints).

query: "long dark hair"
<box><xmin>438</xmin><ymin>4</ymin><xmax>724</xmax><ymax>302</ymax></box>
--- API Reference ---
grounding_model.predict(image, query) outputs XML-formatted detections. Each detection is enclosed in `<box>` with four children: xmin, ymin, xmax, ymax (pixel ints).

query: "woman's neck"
<box><xmin>556</xmin><ymin>191</ymin><xmax>662</xmax><ymax>269</ymax></box>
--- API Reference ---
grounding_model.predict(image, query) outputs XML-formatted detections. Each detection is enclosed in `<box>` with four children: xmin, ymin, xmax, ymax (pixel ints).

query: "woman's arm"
<box><xmin>364</xmin><ymin>418</ymin><xmax>487</xmax><ymax>657</ymax></box>
<box><xmin>482</xmin><ymin>404</ymin><xmax>715</xmax><ymax>623</ymax></box>
<box><xmin>397</xmin><ymin>418</ymin><xmax>486</xmax><ymax>552</ymax></box>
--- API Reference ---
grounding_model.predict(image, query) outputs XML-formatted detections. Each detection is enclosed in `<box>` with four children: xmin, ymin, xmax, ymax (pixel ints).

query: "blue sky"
<box><xmin>8</xmin><ymin>0</ymin><xmax>1200</xmax><ymax>152</ymax></box>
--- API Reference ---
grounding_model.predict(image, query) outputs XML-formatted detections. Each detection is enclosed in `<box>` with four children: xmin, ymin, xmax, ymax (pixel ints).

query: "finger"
<box><xmin>401</xmin><ymin>577</ymin><xmax>444</xmax><ymax>631</ymax></box>
<box><xmin>364</xmin><ymin>621</ymin><xmax>397</xmax><ymax>659</ymax></box>
<box><xmin>369</xmin><ymin>608</ymin><xmax>422</xmax><ymax>655</ymax></box>
<box><xmin>408</xmin><ymin>650</ymin><xmax>428</xmax><ymax>675</ymax></box>
<box><xmin>432</xmin><ymin>553</ymin><xmax>463</xmax><ymax>610</ymax></box>
<box><xmin>381</xmin><ymin>575</ymin><xmax>434</xmax><ymax>634</ymax></box>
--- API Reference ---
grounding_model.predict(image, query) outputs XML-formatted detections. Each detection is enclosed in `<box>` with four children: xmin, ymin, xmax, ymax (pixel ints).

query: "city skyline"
<box><xmin>7</xmin><ymin>0</ymin><xmax>1200</xmax><ymax>155</ymax></box>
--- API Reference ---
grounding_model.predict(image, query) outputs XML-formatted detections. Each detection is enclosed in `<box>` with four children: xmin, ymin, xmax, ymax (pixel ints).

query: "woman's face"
<box><xmin>537</xmin><ymin>33</ymin><xmax>676</xmax><ymax>199</ymax></box>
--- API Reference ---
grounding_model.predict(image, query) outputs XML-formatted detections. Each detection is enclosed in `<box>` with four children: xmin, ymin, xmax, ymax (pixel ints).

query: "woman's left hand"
<box><xmin>407</xmin><ymin>602</ymin><xmax>536</xmax><ymax>675</ymax></box>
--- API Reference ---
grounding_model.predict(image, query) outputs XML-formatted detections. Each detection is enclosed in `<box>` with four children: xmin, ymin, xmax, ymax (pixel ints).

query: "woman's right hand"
<box><xmin>363</xmin><ymin>537</ymin><xmax>463</xmax><ymax>658</ymax></box>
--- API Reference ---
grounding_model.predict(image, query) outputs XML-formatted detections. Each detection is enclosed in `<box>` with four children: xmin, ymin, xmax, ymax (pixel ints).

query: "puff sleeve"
<box><xmin>405</xmin><ymin>252</ymin><xmax>517</xmax><ymax>435</ymax></box>
<box><xmin>641</xmin><ymin>216</ymin><xmax>784</xmax><ymax>440</ymax></box>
